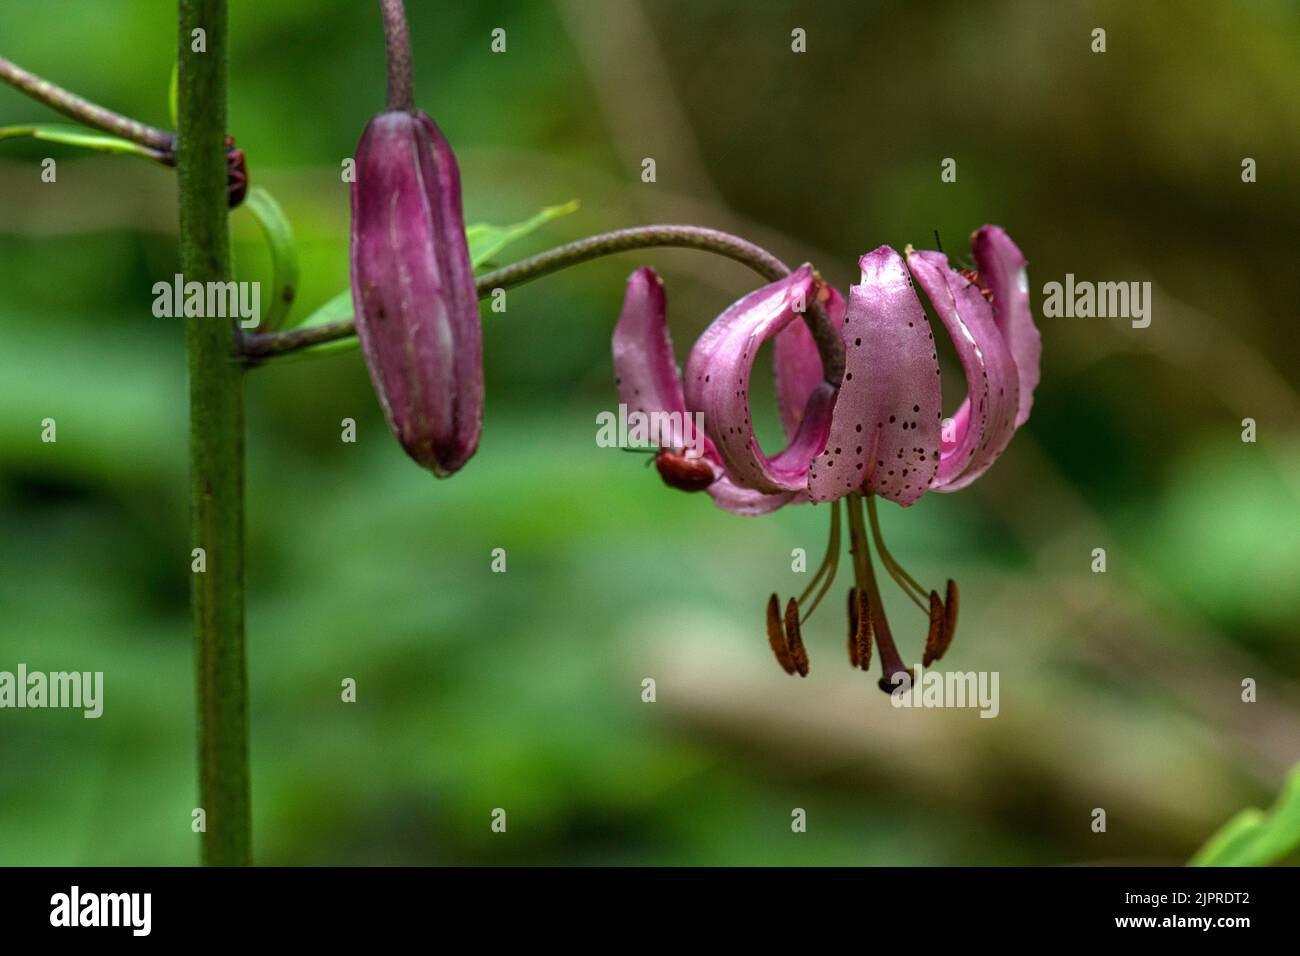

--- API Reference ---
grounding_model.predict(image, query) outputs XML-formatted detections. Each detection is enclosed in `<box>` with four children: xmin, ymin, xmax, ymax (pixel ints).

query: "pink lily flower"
<box><xmin>612</xmin><ymin>226</ymin><xmax>1040</xmax><ymax>692</ymax></box>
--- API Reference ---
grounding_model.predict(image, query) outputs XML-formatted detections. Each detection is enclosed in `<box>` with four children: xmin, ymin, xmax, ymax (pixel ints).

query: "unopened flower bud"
<box><xmin>349</xmin><ymin>110</ymin><xmax>482</xmax><ymax>476</ymax></box>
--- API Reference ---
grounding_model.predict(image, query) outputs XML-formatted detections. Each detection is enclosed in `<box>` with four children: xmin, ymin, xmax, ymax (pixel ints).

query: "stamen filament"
<box><xmin>866</xmin><ymin>494</ymin><xmax>928</xmax><ymax>611</ymax></box>
<box><xmin>797</xmin><ymin>500</ymin><xmax>841</xmax><ymax>623</ymax></box>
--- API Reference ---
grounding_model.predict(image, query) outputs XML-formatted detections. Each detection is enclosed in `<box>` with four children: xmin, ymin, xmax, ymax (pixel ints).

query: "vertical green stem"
<box><xmin>178</xmin><ymin>0</ymin><xmax>249</xmax><ymax>866</ymax></box>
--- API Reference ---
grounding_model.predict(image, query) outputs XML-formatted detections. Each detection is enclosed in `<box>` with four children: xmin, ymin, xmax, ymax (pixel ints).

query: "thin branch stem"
<box><xmin>0</xmin><ymin>54</ymin><xmax>174</xmax><ymax>152</ymax></box>
<box><xmin>240</xmin><ymin>224</ymin><xmax>847</xmax><ymax>381</ymax></box>
<box><xmin>379</xmin><ymin>0</ymin><xmax>415</xmax><ymax>112</ymax></box>
<box><xmin>179</xmin><ymin>0</ymin><xmax>250</xmax><ymax>867</ymax></box>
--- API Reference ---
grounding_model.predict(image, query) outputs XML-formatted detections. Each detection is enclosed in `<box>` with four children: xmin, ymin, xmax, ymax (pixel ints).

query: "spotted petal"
<box><xmin>971</xmin><ymin>226</ymin><xmax>1040</xmax><ymax>428</ymax></box>
<box><xmin>807</xmin><ymin>247</ymin><xmax>942</xmax><ymax>506</ymax></box>
<box><xmin>684</xmin><ymin>266</ymin><xmax>836</xmax><ymax>495</ymax></box>
<box><xmin>906</xmin><ymin>249</ymin><xmax>1020</xmax><ymax>491</ymax></box>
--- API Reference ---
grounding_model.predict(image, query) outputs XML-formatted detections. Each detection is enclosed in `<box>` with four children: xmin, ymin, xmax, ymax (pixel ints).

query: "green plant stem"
<box><xmin>0</xmin><ymin>54</ymin><xmax>175</xmax><ymax>152</ymax></box>
<box><xmin>240</xmin><ymin>225</ymin><xmax>848</xmax><ymax>381</ymax></box>
<box><xmin>179</xmin><ymin>0</ymin><xmax>249</xmax><ymax>867</ymax></box>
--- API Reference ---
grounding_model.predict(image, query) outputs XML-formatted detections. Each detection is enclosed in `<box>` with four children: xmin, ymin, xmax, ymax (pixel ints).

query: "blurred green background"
<box><xmin>1</xmin><ymin>0</ymin><xmax>1298</xmax><ymax>866</ymax></box>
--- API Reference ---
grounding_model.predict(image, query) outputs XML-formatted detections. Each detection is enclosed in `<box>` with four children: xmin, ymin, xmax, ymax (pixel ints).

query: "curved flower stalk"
<box><xmin>613</xmin><ymin>226</ymin><xmax>1041</xmax><ymax>692</ymax></box>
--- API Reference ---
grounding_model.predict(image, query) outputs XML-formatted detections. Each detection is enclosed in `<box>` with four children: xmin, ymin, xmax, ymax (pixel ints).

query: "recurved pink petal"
<box><xmin>971</xmin><ymin>226</ymin><xmax>1040</xmax><ymax>428</ymax></box>
<box><xmin>611</xmin><ymin>268</ymin><xmax>714</xmax><ymax>453</ymax></box>
<box><xmin>683</xmin><ymin>266</ymin><xmax>835</xmax><ymax>494</ymax></box>
<box><xmin>707</xmin><ymin>476</ymin><xmax>801</xmax><ymax>515</ymax></box>
<box><xmin>906</xmin><ymin>249</ymin><xmax>1020</xmax><ymax>492</ymax></box>
<box><xmin>613</xmin><ymin>267</ymin><xmax>689</xmax><ymax>420</ymax></box>
<box><xmin>807</xmin><ymin>247</ymin><xmax>942</xmax><ymax>506</ymax></box>
<box><xmin>773</xmin><ymin>286</ymin><xmax>842</xmax><ymax>440</ymax></box>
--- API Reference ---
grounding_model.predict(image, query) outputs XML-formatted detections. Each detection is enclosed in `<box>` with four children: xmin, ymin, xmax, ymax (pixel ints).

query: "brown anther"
<box><xmin>848</xmin><ymin>588</ymin><xmax>872</xmax><ymax>671</ymax></box>
<box><xmin>784</xmin><ymin>598</ymin><xmax>809</xmax><ymax>677</ymax></box>
<box><xmin>766</xmin><ymin>593</ymin><xmax>796</xmax><ymax>675</ymax></box>
<box><xmin>847</xmin><ymin>588</ymin><xmax>859</xmax><ymax>668</ymax></box>
<box><xmin>922</xmin><ymin>589</ymin><xmax>947</xmax><ymax>666</ymax></box>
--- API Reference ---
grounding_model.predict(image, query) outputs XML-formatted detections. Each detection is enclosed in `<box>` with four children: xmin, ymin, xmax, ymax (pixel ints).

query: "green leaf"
<box><xmin>466</xmin><ymin>199</ymin><xmax>579</xmax><ymax>270</ymax></box>
<box><xmin>297</xmin><ymin>289</ymin><xmax>354</xmax><ymax>329</ymax></box>
<box><xmin>270</xmin><ymin>290</ymin><xmax>359</xmax><ymax>362</ymax></box>
<box><xmin>1190</xmin><ymin>765</ymin><xmax>1300</xmax><ymax>866</ymax></box>
<box><xmin>0</xmin><ymin>124</ymin><xmax>159</xmax><ymax>160</ymax></box>
<box><xmin>241</xmin><ymin>186</ymin><xmax>300</xmax><ymax>332</ymax></box>
<box><xmin>1188</xmin><ymin>810</ymin><xmax>1266</xmax><ymax>866</ymax></box>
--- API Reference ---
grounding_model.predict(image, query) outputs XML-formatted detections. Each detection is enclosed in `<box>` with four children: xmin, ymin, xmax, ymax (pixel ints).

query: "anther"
<box><xmin>847</xmin><ymin>588</ymin><xmax>860</xmax><ymax>668</ymax></box>
<box><xmin>766</xmin><ymin>593</ymin><xmax>796</xmax><ymax>676</ymax></box>
<box><xmin>850</xmin><ymin>588</ymin><xmax>872</xmax><ymax>671</ymax></box>
<box><xmin>784</xmin><ymin>598</ymin><xmax>809</xmax><ymax>677</ymax></box>
<box><xmin>922</xmin><ymin>589</ymin><xmax>947</xmax><ymax>666</ymax></box>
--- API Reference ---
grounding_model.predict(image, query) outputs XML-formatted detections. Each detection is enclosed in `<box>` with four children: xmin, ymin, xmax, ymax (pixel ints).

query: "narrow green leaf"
<box><xmin>295</xmin><ymin>289</ymin><xmax>354</xmax><ymax>332</ymax></box>
<box><xmin>466</xmin><ymin>199</ymin><xmax>579</xmax><ymax>270</ymax></box>
<box><xmin>0</xmin><ymin>124</ymin><xmax>158</xmax><ymax>160</ymax></box>
<box><xmin>1234</xmin><ymin>767</ymin><xmax>1300</xmax><ymax>865</ymax></box>
<box><xmin>241</xmin><ymin>186</ymin><xmax>300</xmax><ymax>332</ymax></box>
<box><xmin>1191</xmin><ymin>765</ymin><xmax>1300</xmax><ymax>866</ymax></box>
<box><xmin>1189</xmin><ymin>810</ymin><xmax>1265</xmax><ymax>867</ymax></box>
<box><xmin>266</xmin><ymin>290</ymin><xmax>359</xmax><ymax>362</ymax></box>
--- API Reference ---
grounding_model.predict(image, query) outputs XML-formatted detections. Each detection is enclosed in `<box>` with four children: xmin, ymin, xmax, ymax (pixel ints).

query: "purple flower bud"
<box><xmin>350</xmin><ymin>110</ymin><xmax>482</xmax><ymax>477</ymax></box>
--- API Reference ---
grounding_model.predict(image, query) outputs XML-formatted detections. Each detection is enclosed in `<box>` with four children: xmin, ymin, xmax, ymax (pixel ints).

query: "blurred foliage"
<box><xmin>0</xmin><ymin>0</ymin><xmax>1297</xmax><ymax>865</ymax></box>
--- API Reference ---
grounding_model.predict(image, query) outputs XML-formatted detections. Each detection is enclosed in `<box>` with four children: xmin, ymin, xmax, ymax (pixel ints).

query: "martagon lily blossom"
<box><xmin>612</xmin><ymin>226</ymin><xmax>1041</xmax><ymax>692</ymax></box>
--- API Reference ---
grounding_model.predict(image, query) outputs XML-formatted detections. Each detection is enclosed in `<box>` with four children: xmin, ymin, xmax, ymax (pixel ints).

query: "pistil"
<box><xmin>845</xmin><ymin>493</ymin><xmax>911</xmax><ymax>693</ymax></box>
